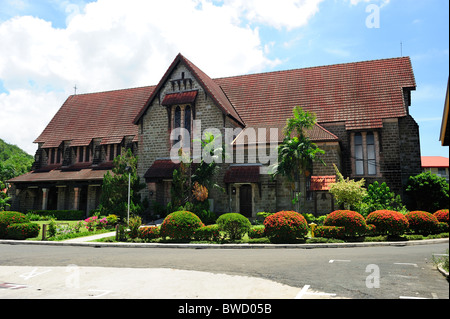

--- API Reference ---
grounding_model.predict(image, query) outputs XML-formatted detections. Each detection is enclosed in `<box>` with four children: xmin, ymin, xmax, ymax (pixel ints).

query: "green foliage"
<box><xmin>99</xmin><ymin>148</ymin><xmax>146</xmax><ymax>220</ymax></box>
<box><xmin>138</xmin><ymin>226</ymin><xmax>161</xmax><ymax>241</ymax></box>
<box><xmin>160</xmin><ymin>211</ymin><xmax>204</xmax><ymax>240</ymax></box>
<box><xmin>248</xmin><ymin>225</ymin><xmax>266</xmax><ymax>239</ymax></box>
<box><xmin>128</xmin><ymin>215</ymin><xmax>142</xmax><ymax>239</ymax></box>
<box><xmin>360</xmin><ymin>181</ymin><xmax>405</xmax><ymax>217</ymax></box>
<box><xmin>28</xmin><ymin>210</ymin><xmax>85</xmax><ymax>221</ymax></box>
<box><xmin>406</xmin><ymin>172</ymin><xmax>449</xmax><ymax>212</ymax></box>
<box><xmin>323</xmin><ymin>210</ymin><xmax>367</xmax><ymax>237</ymax></box>
<box><xmin>0</xmin><ymin>138</ymin><xmax>34</xmax><ymax>182</ymax></box>
<box><xmin>0</xmin><ymin>181</ymin><xmax>11</xmax><ymax>211</ymax></box>
<box><xmin>329</xmin><ymin>165</ymin><xmax>367</xmax><ymax>211</ymax></box>
<box><xmin>193</xmin><ymin>225</ymin><xmax>221</xmax><ymax>241</ymax></box>
<box><xmin>216</xmin><ymin>213</ymin><xmax>251</xmax><ymax>240</ymax></box>
<box><xmin>263</xmin><ymin>211</ymin><xmax>308</xmax><ymax>243</ymax></box>
<box><xmin>314</xmin><ymin>226</ymin><xmax>346</xmax><ymax>239</ymax></box>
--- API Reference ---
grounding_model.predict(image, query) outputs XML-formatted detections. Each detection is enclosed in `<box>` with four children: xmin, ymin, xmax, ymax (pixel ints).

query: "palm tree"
<box><xmin>271</xmin><ymin>106</ymin><xmax>325</xmax><ymax>212</ymax></box>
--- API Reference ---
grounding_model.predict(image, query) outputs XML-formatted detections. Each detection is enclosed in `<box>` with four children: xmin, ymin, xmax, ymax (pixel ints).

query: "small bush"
<box><xmin>6</xmin><ymin>223</ymin><xmax>40</xmax><ymax>240</ymax></box>
<box><xmin>217</xmin><ymin>213</ymin><xmax>251</xmax><ymax>240</ymax></box>
<box><xmin>366</xmin><ymin>210</ymin><xmax>409</xmax><ymax>236</ymax></box>
<box><xmin>29</xmin><ymin>210</ymin><xmax>85</xmax><ymax>221</ymax></box>
<box><xmin>138</xmin><ymin>226</ymin><xmax>161</xmax><ymax>241</ymax></box>
<box><xmin>434</xmin><ymin>209</ymin><xmax>449</xmax><ymax>225</ymax></box>
<box><xmin>323</xmin><ymin>210</ymin><xmax>367</xmax><ymax>237</ymax></box>
<box><xmin>314</xmin><ymin>226</ymin><xmax>345</xmax><ymax>239</ymax></box>
<box><xmin>160</xmin><ymin>211</ymin><xmax>204</xmax><ymax>240</ymax></box>
<box><xmin>406</xmin><ymin>211</ymin><xmax>440</xmax><ymax>235</ymax></box>
<box><xmin>193</xmin><ymin>225</ymin><xmax>221</xmax><ymax>241</ymax></box>
<box><xmin>248</xmin><ymin>225</ymin><xmax>266</xmax><ymax>239</ymax></box>
<box><xmin>0</xmin><ymin>211</ymin><xmax>29</xmax><ymax>239</ymax></box>
<box><xmin>264</xmin><ymin>211</ymin><xmax>308</xmax><ymax>243</ymax></box>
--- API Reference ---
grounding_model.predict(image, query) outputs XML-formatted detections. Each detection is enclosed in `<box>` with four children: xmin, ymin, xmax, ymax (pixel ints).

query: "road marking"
<box><xmin>295</xmin><ymin>285</ymin><xmax>311</xmax><ymax>299</ymax></box>
<box><xmin>394</xmin><ymin>263</ymin><xmax>418</xmax><ymax>267</ymax></box>
<box><xmin>88</xmin><ymin>289</ymin><xmax>113</xmax><ymax>298</ymax></box>
<box><xmin>329</xmin><ymin>260</ymin><xmax>351</xmax><ymax>263</ymax></box>
<box><xmin>0</xmin><ymin>282</ymin><xmax>27</xmax><ymax>290</ymax></box>
<box><xmin>399</xmin><ymin>296</ymin><xmax>430</xmax><ymax>299</ymax></box>
<box><xmin>20</xmin><ymin>268</ymin><xmax>53</xmax><ymax>281</ymax></box>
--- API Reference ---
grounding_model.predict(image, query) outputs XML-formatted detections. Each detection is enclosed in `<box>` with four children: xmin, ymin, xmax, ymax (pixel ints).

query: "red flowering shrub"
<box><xmin>314</xmin><ymin>226</ymin><xmax>345</xmax><ymax>239</ymax></box>
<box><xmin>264</xmin><ymin>211</ymin><xmax>308</xmax><ymax>243</ymax></box>
<box><xmin>160</xmin><ymin>211</ymin><xmax>204</xmax><ymax>240</ymax></box>
<box><xmin>138</xmin><ymin>226</ymin><xmax>161</xmax><ymax>241</ymax></box>
<box><xmin>323</xmin><ymin>210</ymin><xmax>367</xmax><ymax>237</ymax></box>
<box><xmin>6</xmin><ymin>223</ymin><xmax>40</xmax><ymax>240</ymax></box>
<box><xmin>248</xmin><ymin>226</ymin><xmax>266</xmax><ymax>239</ymax></box>
<box><xmin>406</xmin><ymin>211</ymin><xmax>439</xmax><ymax>235</ymax></box>
<box><xmin>366</xmin><ymin>210</ymin><xmax>409</xmax><ymax>236</ymax></box>
<box><xmin>434</xmin><ymin>209</ymin><xmax>449</xmax><ymax>224</ymax></box>
<box><xmin>0</xmin><ymin>211</ymin><xmax>29</xmax><ymax>239</ymax></box>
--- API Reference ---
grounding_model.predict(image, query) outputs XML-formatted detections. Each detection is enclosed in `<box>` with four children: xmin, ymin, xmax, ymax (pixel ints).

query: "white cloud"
<box><xmin>0</xmin><ymin>0</ymin><xmax>324</xmax><ymax>154</ymax></box>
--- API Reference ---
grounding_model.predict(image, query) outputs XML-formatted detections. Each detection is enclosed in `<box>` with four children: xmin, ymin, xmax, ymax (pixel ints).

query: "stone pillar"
<box><xmin>57</xmin><ymin>186</ymin><xmax>66</xmax><ymax>210</ymax></box>
<box><xmin>73</xmin><ymin>187</ymin><xmax>80</xmax><ymax>211</ymax></box>
<box><xmin>42</xmin><ymin>188</ymin><xmax>49</xmax><ymax>210</ymax></box>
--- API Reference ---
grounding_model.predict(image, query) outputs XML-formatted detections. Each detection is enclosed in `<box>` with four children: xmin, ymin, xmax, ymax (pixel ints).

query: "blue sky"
<box><xmin>0</xmin><ymin>0</ymin><xmax>448</xmax><ymax>159</ymax></box>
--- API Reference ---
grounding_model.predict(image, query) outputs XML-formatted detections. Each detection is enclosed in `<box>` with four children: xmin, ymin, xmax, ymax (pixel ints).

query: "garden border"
<box><xmin>0</xmin><ymin>237</ymin><xmax>447</xmax><ymax>249</ymax></box>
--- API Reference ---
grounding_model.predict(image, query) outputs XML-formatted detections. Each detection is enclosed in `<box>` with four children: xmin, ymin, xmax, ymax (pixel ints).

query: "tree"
<box><xmin>271</xmin><ymin>106</ymin><xmax>325</xmax><ymax>211</ymax></box>
<box><xmin>329</xmin><ymin>164</ymin><xmax>367</xmax><ymax>211</ymax></box>
<box><xmin>406</xmin><ymin>172</ymin><xmax>449</xmax><ymax>211</ymax></box>
<box><xmin>360</xmin><ymin>181</ymin><xmax>405</xmax><ymax>216</ymax></box>
<box><xmin>99</xmin><ymin>148</ymin><xmax>145</xmax><ymax>220</ymax></box>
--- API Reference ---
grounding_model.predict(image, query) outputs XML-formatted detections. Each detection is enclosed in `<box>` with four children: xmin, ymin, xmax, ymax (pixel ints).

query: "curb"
<box><xmin>0</xmin><ymin>238</ymin><xmax>448</xmax><ymax>250</ymax></box>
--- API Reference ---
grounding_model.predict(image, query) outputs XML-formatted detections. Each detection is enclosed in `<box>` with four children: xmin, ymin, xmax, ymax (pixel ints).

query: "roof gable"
<box><xmin>133</xmin><ymin>53</ymin><xmax>245</xmax><ymax>126</ymax></box>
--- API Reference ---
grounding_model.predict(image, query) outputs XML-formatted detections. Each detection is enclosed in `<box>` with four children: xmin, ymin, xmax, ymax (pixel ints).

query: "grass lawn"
<box><xmin>28</xmin><ymin>221</ymin><xmax>113</xmax><ymax>241</ymax></box>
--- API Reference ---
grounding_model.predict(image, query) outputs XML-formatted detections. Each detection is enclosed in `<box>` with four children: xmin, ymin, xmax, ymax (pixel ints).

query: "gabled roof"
<box><xmin>133</xmin><ymin>53</ymin><xmax>245</xmax><ymax>126</ymax></box>
<box><xmin>34</xmin><ymin>86</ymin><xmax>155</xmax><ymax>147</ymax></box>
<box><xmin>215</xmin><ymin>56</ymin><xmax>416</xmax><ymax>130</ymax></box>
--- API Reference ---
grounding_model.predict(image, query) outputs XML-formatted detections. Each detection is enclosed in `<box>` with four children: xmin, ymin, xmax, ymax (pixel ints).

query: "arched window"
<box><xmin>173</xmin><ymin>106</ymin><xmax>182</xmax><ymax>145</ymax></box>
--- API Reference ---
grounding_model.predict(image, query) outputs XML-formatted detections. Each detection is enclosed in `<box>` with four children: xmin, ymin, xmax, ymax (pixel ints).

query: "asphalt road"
<box><xmin>0</xmin><ymin>242</ymin><xmax>448</xmax><ymax>300</ymax></box>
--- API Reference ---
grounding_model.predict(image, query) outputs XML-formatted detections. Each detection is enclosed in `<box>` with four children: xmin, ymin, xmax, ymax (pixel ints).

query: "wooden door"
<box><xmin>239</xmin><ymin>185</ymin><xmax>252</xmax><ymax>218</ymax></box>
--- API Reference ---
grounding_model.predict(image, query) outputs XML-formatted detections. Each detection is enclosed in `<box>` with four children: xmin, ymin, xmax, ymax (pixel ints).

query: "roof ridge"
<box><xmin>68</xmin><ymin>84</ymin><xmax>156</xmax><ymax>97</ymax></box>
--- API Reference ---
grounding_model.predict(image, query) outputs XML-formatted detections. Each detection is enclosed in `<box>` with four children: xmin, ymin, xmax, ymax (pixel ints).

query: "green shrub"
<box><xmin>138</xmin><ymin>226</ymin><xmax>160</xmax><ymax>241</ymax></box>
<box><xmin>406</xmin><ymin>211</ymin><xmax>440</xmax><ymax>235</ymax></box>
<box><xmin>314</xmin><ymin>226</ymin><xmax>346</xmax><ymax>239</ymax></box>
<box><xmin>29</xmin><ymin>210</ymin><xmax>85</xmax><ymax>221</ymax></box>
<box><xmin>6</xmin><ymin>223</ymin><xmax>40</xmax><ymax>240</ymax></box>
<box><xmin>248</xmin><ymin>225</ymin><xmax>266</xmax><ymax>239</ymax></box>
<box><xmin>160</xmin><ymin>211</ymin><xmax>204</xmax><ymax>240</ymax></box>
<box><xmin>217</xmin><ymin>213</ymin><xmax>251</xmax><ymax>240</ymax></box>
<box><xmin>360</xmin><ymin>181</ymin><xmax>405</xmax><ymax>217</ymax></box>
<box><xmin>0</xmin><ymin>211</ymin><xmax>29</xmax><ymax>239</ymax></box>
<box><xmin>434</xmin><ymin>209</ymin><xmax>449</xmax><ymax>225</ymax></box>
<box><xmin>366</xmin><ymin>210</ymin><xmax>409</xmax><ymax>236</ymax></box>
<box><xmin>193</xmin><ymin>225</ymin><xmax>221</xmax><ymax>241</ymax></box>
<box><xmin>406</xmin><ymin>172</ymin><xmax>449</xmax><ymax>211</ymax></box>
<box><xmin>128</xmin><ymin>215</ymin><xmax>142</xmax><ymax>239</ymax></box>
<box><xmin>323</xmin><ymin>210</ymin><xmax>367</xmax><ymax>237</ymax></box>
<box><xmin>263</xmin><ymin>211</ymin><xmax>308</xmax><ymax>243</ymax></box>
<box><xmin>196</xmin><ymin>210</ymin><xmax>217</xmax><ymax>225</ymax></box>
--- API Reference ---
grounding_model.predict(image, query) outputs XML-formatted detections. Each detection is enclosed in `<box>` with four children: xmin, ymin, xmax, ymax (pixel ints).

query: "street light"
<box><xmin>125</xmin><ymin>166</ymin><xmax>132</xmax><ymax>226</ymax></box>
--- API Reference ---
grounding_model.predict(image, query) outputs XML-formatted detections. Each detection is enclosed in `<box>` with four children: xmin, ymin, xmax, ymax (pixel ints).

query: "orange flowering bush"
<box><xmin>192</xmin><ymin>182</ymin><xmax>208</xmax><ymax>202</ymax></box>
<box><xmin>160</xmin><ymin>211</ymin><xmax>204</xmax><ymax>240</ymax></box>
<box><xmin>434</xmin><ymin>209</ymin><xmax>449</xmax><ymax>225</ymax></box>
<box><xmin>366</xmin><ymin>210</ymin><xmax>409</xmax><ymax>236</ymax></box>
<box><xmin>264</xmin><ymin>211</ymin><xmax>308</xmax><ymax>243</ymax></box>
<box><xmin>314</xmin><ymin>226</ymin><xmax>345</xmax><ymax>239</ymax></box>
<box><xmin>323</xmin><ymin>210</ymin><xmax>367</xmax><ymax>237</ymax></box>
<box><xmin>138</xmin><ymin>226</ymin><xmax>161</xmax><ymax>241</ymax></box>
<box><xmin>0</xmin><ymin>211</ymin><xmax>29</xmax><ymax>239</ymax></box>
<box><xmin>406</xmin><ymin>211</ymin><xmax>440</xmax><ymax>235</ymax></box>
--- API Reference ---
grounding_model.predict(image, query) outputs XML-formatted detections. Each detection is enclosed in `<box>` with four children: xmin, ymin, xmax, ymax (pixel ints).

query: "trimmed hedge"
<box><xmin>0</xmin><ymin>211</ymin><xmax>29</xmax><ymax>239</ymax></box>
<box><xmin>366</xmin><ymin>210</ymin><xmax>409</xmax><ymax>236</ymax></box>
<box><xmin>264</xmin><ymin>211</ymin><xmax>308</xmax><ymax>243</ymax></box>
<box><xmin>29</xmin><ymin>210</ymin><xmax>85</xmax><ymax>221</ymax></box>
<box><xmin>193</xmin><ymin>225</ymin><xmax>221</xmax><ymax>241</ymax></box>
<box><xmin>217</xmin><ymin>213</ymin><xmax>251</xmax><ymax>240</ymax></box>
<box><xmin>314</xmin><ymin>226</ymin><xmax>345</xmax><ymax>239</ymax></box>
<box><xmin>138</xmin><ymin>226</ymin><xmax>161</xmax><ymax>241</ymax></box>
<box><xmin>248</xmin><ymin>225</ymin><xmax>266</xmax><ymax>239</ymax></box>
<box><xmin>6</xmin><ymin>223</ymin><xmax>40</xmax><ymax>240</ymax></box>
<box><xmin>406</xmin><ymin>211</ymin><xmax>440</xmax><ymax>235</ymax></box>
<box><xmin>160</xmin><ymin>211</ymin><xmax>204</xmax><ymax>240</ymax></box>
<box><xmin>434</xmin><ymin>209</ymin><xmax>449</xmax><ymax>225</ymax></box>
<box><xmin>323</xmin><ymin>210</ymin><xmax>367</xmax><ymax>237</ymax></box>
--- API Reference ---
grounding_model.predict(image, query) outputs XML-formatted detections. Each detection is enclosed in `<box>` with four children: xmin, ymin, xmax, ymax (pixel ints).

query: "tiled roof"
<box><xmin>310</xmin><ymin>176</ymin><xmax>336</xmax><ymax>191</ymax></box>
<box><xmin>421</xmin><ymin>156</ymin><xmax>449</xmax><ymax>168</ymax></box>
<box><xmin>8</xmin><ymin>168</ymin><xmax>111</xmax><ymax>183</ymax></box>
<box><xmin>144</xmin><ymin>160</ymin><xmax>180</xmax><ymax>182</ymax></box>
<box><xmin>224</xmin><ymin>165</ymin><xmax>260</xmax><ymax>183</ymax></box>
<box><xmin>34</xmin><ymin>86</ymin><xmax>155</xmax><ymax>147</ymax></box>
<box><xmin>162</xmin><ymin>90</ymin><xmax>198</xmax><ymax>106</ymax></box>
<box><xmin>215</xmin><ymin>57</ymin><xmax>416</xmax><ymax>130</ymax></box>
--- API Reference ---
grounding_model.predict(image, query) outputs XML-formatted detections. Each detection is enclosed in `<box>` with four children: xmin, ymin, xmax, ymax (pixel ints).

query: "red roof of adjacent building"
<box><xmin>34</xmin><ymin>54</ymin><xmax>416</xmax><ymax>149</ymax></box>
<box><xmin>421</xmin><ymin>156</ymin><xmax>449</xmax><ymax>168</ymax></box>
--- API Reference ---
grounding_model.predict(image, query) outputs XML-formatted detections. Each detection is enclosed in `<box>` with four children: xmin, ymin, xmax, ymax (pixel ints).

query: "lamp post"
<box><xmin>125</xmin><ymin>166</ymin><xmax>131</xmax><ymax>226</ymax></box>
